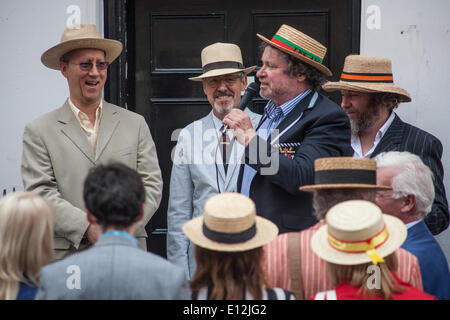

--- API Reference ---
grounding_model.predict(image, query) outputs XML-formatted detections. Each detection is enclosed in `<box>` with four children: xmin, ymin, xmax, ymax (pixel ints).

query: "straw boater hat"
<box><xmin>299</xmin><ymin>157</ymin><xmax>391</xmax><ymax>191</ymax></box>
<box><xmin>311</xmin><ymin>200</ymin><xmax>407</xmax><ymax>265</ymax></box>
<box><xmin>182</xmin><ymin>193</ymin><xmax>278</xmax><ymax>252</ymax></box>
<box><xmin>41</xmin><ymin>24</ymin><xmax>123</xmax><ymax>70</ymax></box>
<box><xmin>257</xmin><ymin>24</ymin><xmax>332</xmax><ymax>76</ymax></box>
<box><xmin>189</xmin><ymin>42</ymin><xmax>256</xmax><ymax>81</ymax></box>
<box><xmin>322</xmin><ymin>55</ymin><xmax>411</xmax><ymax>102</ymax></box>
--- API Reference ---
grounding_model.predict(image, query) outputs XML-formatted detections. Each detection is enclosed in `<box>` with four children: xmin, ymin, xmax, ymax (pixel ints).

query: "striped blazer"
<box><xmin>371</xmin><ymin>114</ymin><xmax>449</xmax><ymax>235</ymax></box>
<box><xmin>264</xmin><ymin>221</ymin><xmax>423</xmax><ymax>300</ymax></box>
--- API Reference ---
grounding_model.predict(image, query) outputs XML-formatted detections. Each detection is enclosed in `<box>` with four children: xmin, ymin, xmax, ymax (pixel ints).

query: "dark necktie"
<box><xmin>220</xmin><ymin>126</ymin><xmax>230</xmax><ymax>174</ymax></box>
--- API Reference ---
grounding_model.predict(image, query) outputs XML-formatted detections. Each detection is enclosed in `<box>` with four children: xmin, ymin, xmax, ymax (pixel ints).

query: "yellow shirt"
<box><xmin>68</xmin><ymin>99</ymin><xmax>102</xmax><ymax>152</ymax></box>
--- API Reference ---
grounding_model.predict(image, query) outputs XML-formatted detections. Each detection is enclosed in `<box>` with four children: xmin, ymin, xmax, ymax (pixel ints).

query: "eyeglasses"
<box><xmin>68</xmin><ymin>61</ymin><xmax>110</xmax><ymax>71</ymax></box>
<box><xmin>204</xmin><ymin>75</ymin><xmax>242</xmax><ymax>88</ymax></box>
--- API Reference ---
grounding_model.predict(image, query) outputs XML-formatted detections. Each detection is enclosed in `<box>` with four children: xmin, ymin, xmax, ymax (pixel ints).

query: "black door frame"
<box><xmin>103</xmin><ymin>0</ymin><xmax>362</xmax><ymax>251</ymax></box>
<box><xmin>104</xmin><ymin>0</ymin><xmax>361</xmax><ymax>109</ymax></box>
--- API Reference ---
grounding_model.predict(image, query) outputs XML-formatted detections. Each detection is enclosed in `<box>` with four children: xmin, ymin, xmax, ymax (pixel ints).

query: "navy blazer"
<box><xmin>371</xmin><ymin>114</ymin><xmax>449</xmax><ymax>235</ymax></box>
<box><xmin>237</xmin><ymin>91</ymin><xmax>352</xmax><ymax>233</ymax></box>
<box><xmin>401</xmin><ymin>220</ymin><xmax>450</xmax><ymax>300</ymax></box>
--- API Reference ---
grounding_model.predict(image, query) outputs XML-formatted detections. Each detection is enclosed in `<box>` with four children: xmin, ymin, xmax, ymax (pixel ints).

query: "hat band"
<box><xmin>340</xmin><ymin>72</ymin><xmax>394</xmax><ymax>83</ymax></box>
<box><xmin>315</xmin><ymin>169</ymin><xmax>376</xmax><ymax>185</ymax></box>
<box><xmin>271</xmin><ymin>34</ymin><xmax>323</xmax><ymax>63</ymax></box>
<box><xmin>203</xmin><ymin>61</ymin><xmax>244</xmax><ymax>74</ymax></box>
<box><xmin>328</xmin><ymin>225</ymin><xmax>389</xmax><ymax>265</ymax></box>
<box><xmin>202</xmin><ymin>223</ymin><xmax>256</xmax><ymax>244</ymax></box>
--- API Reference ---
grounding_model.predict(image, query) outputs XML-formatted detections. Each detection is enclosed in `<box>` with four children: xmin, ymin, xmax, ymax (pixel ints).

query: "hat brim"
<box><xmin>189</xmin><ymin>66</ymin><xmax>257</xmax><ymax>81</ymax></box>
<box><xmin>182</xmin><ymin>215</ymin><xmax>278</xmax><ymax>252</ymax></box>
<box><xmin>322</xmin><ymin>81</ymin><xmax>411</xmax><ymax>103</ymax></box>
<box><xmin>41</xmin><ymin>38</ymin><xmax>123</xmax><ymax>70</ymax></box>
<box><xmin>311</xmin><ymin>214</ymin><xmax>407</xmax><ymax>265</ymax></box>
<box><xmin>257</xmin><ymin>34</ymin><xmax>332</xmax><ymax>77</ymax></box>
<box><xmin>300</xmin><ymin>183</ymin><xmax>392</xmax><ymax>192</ymax></box>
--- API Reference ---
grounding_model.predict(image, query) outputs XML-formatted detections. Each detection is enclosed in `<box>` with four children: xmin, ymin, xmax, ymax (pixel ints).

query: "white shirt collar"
<box><xmin>405</xmin><ymin>218</ymin><xmax>422</xmax><ymax>230</ymax></box>
<box><xmin>352</xmin><ymin>111</ymin><xmax>396</xmax><ymax>158</ymax></box>
<box><xmin>68</xmin><ymin>98</ymin><xmax>103</xmax><ymax>119</ymax></box>
<box><xmin>211</xmin><ymin>112</ymin><xmax>233</xmax><ymax>139</ymax></box>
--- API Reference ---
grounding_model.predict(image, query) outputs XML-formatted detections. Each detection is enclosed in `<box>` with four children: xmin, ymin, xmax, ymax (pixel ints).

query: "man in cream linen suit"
<box><xmin>167</xmin><ymin>43</ymin><xmax>261</xmax><ymax>279</ymax></box>
<box><xmin>21</xmin><ymin>25</ymin><xmax>162</xmax><ymax>260</ymax></box>
<box><xmin>36</xmin><ymin>163</ymin><xmax>189</xmax><ymax>300</ymax></box>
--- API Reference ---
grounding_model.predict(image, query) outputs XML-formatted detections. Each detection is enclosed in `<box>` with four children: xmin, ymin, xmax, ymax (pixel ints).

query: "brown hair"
<box><xmin>259</xmin><ymin>42</ymin><xmax>326</xmax><ymax>91</ymax></box>
<box><xmin>190</xmin><ymin>246</ymin><xmax>268</xmax><ymax>299</ymax></box>
<box><xmin>328</xmin><ymin>253</ymin><xmax>406</xmax><ymax>300</ymax></box>
<box><xmin>370</xmin><ymin>92</ymin><xmax>401</xmax><ymax>112</ymax></box>
<box><xmin>313</xmin><ymin>188</ymin><xmax>376</xmax><ymax>220</ymax></box>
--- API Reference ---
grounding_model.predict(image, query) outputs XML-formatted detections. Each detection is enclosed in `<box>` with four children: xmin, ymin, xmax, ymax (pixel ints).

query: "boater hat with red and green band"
<box><xmin>257</xmin><ymin>24</ymin><xmax>332</xmax><ymax>76</ymax></box>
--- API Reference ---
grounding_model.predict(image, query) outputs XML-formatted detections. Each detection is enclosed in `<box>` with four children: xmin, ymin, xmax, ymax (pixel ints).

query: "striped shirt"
<box><xmin>241</xmin><ymin>88</ymin><xmax>312</xmax><ymax>196</ymax></box>
<box><xmin>264</xmin><ymin>220</ymin><xmax>423</xmax><ymax>299</ymax></box>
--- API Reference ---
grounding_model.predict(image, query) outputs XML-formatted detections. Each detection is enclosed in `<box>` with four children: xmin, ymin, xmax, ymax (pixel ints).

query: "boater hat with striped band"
<box><xmin>299</xmin><ymin>157</ymin><xmax>391</xmax><ymax>191</ymax></box>
<box><xmin>257</xmin><ymin>24</ymin><xmax>332</xmax><ymax>76</ymax></box>
<box><xmin>322</xmin><ymin>55</ymin><xmax>411</xmax><ymax>102</ymax></box>
<box><xmin>182</xmin><ymin>193</ymin><xmax>278</xmax><ymax>252</ymax></box>
<box><xmin>189</xmin><ymin>42</ymin><xmax>256</xmax><ymax>81</ymax></box>
<box><xmin>311</xmin><ymin>200</ymin><xmax>407</xmax><ymax>265</ymax></box>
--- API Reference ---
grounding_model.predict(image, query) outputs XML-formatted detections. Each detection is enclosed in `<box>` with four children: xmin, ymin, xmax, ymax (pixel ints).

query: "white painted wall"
<box><xmin>361</xmin><ymin>0</ymin><xmax>450</xmax><ymax>266</ymax></box>
<box><xmin>0</xmin><ymin>0</ymin><xmax>103</xmax><ymax>193</ymax></box>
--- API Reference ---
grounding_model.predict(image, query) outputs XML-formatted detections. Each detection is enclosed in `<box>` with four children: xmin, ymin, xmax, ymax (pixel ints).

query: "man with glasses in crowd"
<box><xmin>167</xmin><ymin>42</ymin><xmax>260</xmax><ymax>279</ymax></box>
<box><xmin>21</xmin><ymin>24</ymin><xmax>163</xmax><ymax>260</ymax></box>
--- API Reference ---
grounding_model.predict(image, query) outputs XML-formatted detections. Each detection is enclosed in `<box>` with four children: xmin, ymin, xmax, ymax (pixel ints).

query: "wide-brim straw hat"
<box><xmin>322</xmin><ymin>55</ymin><xmax>411</xmax><ymax>102</ymax></box>
<box><xmin>257</xmin><ymin>24</ymin><xmax>332</xmax><ymax>76</ymax></box>
<box><xmin>311</xmin><ymin>200</ymin><xmax>407</xmax><ymax>265</ymax></box>
<box><xmin>182</xmin><ymin>193</ymin><xmax>278</xmax><ymax>252</ymax></box>
<box><xmin>41</xmin><ymin>24</ymin><xmax>123</xmax><ymax>70</ymax></box>
<box><xmin>300</xmin><ymin>157</ymin><xmax>391</xmax><ymax>191</ymax></box>
<box><xmin>189</xmin><ymin>42</ymin><xmax>256</xmax><ymax>81</ymax></box>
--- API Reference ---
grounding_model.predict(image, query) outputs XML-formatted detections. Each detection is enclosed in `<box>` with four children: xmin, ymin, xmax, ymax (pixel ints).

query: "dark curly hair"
<box><xmin>259</xmin><ymin>42</ymin><xmax>326</xmax><ymax>91</ymax></box>
<box><xmin>83</xmin><ymin>162</ymin><xmax>145</xmax><ymax>229</ymax></box>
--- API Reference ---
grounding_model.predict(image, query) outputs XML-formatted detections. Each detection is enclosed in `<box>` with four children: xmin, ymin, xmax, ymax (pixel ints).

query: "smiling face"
<box><xmin>202</xmin><ymin>72</ymin><xmax>247</xmax><ymax>120</ymax></box>
<box><xmin>60</xmin><ymin>48</ymin><xmax>107</xmax><ymax>109</ymax></box>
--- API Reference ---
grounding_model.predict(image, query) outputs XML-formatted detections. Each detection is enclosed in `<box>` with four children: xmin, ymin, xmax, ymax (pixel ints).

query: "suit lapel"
<box><xmin>371</xmin><ymin>114</ymin><xmax>404</xmax><ymax>156</ymax></box>
<box><xmin>268</xmin><ymin>90</ymin><xmax>315</xmax><ymax>143</ymax></box>
<box><xmin>95</xmin><ymin>102</ymin><xmax>120</xmax><ymax>161</ymax></box>
<box><xmin>58</xmin><ymin>101</ymin><xmax>96</xmax><ymax>163</ymax></box>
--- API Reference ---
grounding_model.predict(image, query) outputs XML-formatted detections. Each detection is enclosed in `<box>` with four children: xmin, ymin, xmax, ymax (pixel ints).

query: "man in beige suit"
<box><xmin>21</xmin><ymin>24</ymin><xmax>163</xmax><ymax>260</ymax></box>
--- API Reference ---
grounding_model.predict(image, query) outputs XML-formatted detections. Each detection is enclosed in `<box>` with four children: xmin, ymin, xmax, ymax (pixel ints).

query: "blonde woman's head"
<box><xmin>0</xmin><ymin>192</ymin><xmax>54</xmax><ymax>299</ymax></box>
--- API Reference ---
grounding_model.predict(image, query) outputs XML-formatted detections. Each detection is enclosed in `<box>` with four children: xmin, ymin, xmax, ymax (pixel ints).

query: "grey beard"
<box><xmin>214</xmin><ymin>101</ymin><xmax>234</xmax><ymax>116</ymax></box>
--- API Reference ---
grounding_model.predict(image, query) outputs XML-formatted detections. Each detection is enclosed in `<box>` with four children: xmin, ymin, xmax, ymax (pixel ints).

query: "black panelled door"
<box><xmin>105</xmin><ymin>0</ymin><xmax>361</xmax><ymax>257</ymax></box>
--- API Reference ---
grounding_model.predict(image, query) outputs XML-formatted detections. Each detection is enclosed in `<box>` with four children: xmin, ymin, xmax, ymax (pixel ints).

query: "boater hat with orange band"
<box><xmin>322</xmin><ymin>55</ymin><xmax>411</xmax><ymax>102</ymax></box>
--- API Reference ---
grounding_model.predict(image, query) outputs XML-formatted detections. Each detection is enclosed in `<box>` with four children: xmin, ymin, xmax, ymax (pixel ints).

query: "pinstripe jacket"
<box><xmin>371</xmin><ymin>113</ymin><xmax>449</xmax><ymax>235</ymax></box>
<box><xmin>264</xmin><ymin>220</ymin><xmax>423</xmax><ymax>300</ymax></box>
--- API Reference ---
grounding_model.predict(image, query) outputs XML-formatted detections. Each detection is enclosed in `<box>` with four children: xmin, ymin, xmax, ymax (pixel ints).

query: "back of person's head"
<box><xmin>83</xmin><ymin>162</ymin><xmax>145</xmax><ymax>229</ymax></box>
<box><xmin>0</xmin><ymin>192</ymin><xmax>54</xmax><ymax>300</ymax></box>
<box><xmin>313</xmin><ymin>188</ymin><xmax>376</xmax><ymax>220</ymax></box>
<box><xmin>311</xmin><ymin>200</ymin><xmax>407</xmax><ymax>300</ymax></box>
<box><xmin>183</xmin><ymin>193</ymin><xmax>278</xmax><ymax>299</ymax></box>
<box><xmin>375</xmin><ymin>151</ymin><xmax>434</xmax><ymax>218</ymax></box>
<box><xmin>192</xmin><ymin>246</ymin><xmax>266</xmax><ymax>299</ymax></box>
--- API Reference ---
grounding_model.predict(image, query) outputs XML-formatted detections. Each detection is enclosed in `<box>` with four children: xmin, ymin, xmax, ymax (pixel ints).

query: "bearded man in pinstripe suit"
<box><xmin>322</xmin><ymin>54</ymin><xmax>449</xmax><ymax>235</ymax></box>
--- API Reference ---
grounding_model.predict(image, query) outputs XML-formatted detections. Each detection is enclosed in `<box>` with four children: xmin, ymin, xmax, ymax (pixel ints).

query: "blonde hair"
<box><xmin>328</xmin><ymin>253</ymin><xmax>406</xmax><ymax>300</ymax></box>
<box><xmin>0</xmin><ymin>192</ymin><xmax>54</xmax><ymax>299</ymax></box>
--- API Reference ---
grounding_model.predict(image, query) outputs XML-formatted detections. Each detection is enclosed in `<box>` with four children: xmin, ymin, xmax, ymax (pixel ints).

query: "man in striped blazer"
<box><xmin>264</xmin><ymin>157</ymin><xmax>423</xmax><ymax>300</ymax></box>
<box><xmin>322</xmin><ymin>55</ymin><xmax>449</xmax><ymax>235</ymax></box>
